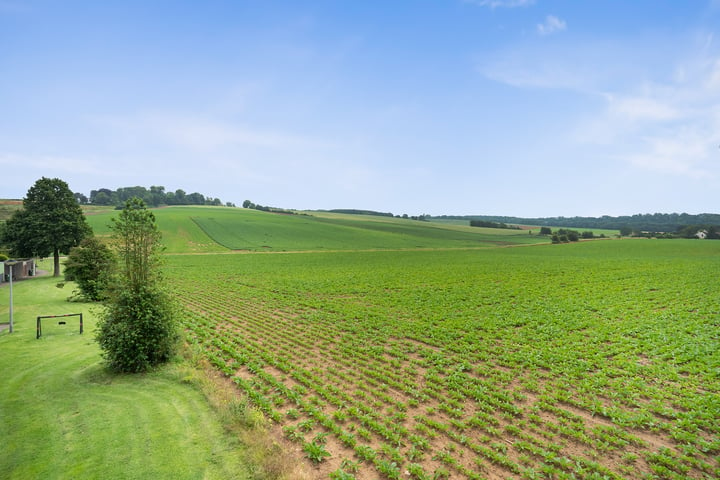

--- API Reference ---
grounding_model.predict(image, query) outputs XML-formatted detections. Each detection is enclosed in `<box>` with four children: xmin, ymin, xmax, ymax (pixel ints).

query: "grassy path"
<box><xmin>0</xmin><ymin>269</ymin><xmax>250</xmax><ymax>480</ymax></box>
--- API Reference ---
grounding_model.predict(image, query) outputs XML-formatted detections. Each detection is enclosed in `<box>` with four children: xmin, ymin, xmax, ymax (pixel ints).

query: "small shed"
<box><xmin>2</xmin><ymin>258</ymin><xmax>36</xmax><ymax>282</ymax></box>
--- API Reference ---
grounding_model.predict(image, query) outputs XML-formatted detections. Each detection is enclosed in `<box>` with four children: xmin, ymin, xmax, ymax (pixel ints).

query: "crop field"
<box><xmin>86</xmin><ymin>207</ymin><xmax>548</xmax><ymax>253</ymax></box>
<box><xmin>165</xmin><ymin>237</ymin><xmax>720</xmax><ymax>480</ymax></box>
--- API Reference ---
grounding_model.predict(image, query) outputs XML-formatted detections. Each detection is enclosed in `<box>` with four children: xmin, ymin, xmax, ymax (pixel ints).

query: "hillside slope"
<box><xmin>86</xmin><ymin>206</ymin><xmax>549</xmax><ymax>253</ymax></box>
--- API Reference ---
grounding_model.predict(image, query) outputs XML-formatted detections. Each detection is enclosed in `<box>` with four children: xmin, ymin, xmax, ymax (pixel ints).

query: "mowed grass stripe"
<box><xmin>0</xmin><ymin>270</ymin><xmax>250</xmax><ymax>480</ymax></box>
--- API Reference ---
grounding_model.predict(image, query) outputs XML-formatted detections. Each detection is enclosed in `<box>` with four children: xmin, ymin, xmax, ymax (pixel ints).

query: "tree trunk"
<box><xmin>54</xmin><ymin>247</ymin><xmax>60</xmax><ymax>277</ymax></box>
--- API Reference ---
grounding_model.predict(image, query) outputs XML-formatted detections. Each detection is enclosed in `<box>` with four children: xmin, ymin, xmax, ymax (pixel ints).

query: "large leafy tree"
<box><xmin>2</xmin><ymin>177</ymin><xmax>91</xmax><ymax>276</ymax></box>
<box><xmin>96</xmin><ymin>197</ymin><xmax>178</xmax><ymax>373</ymax></box>
<box><xmin>64</xmin><ymin>236</ymin><xmax>115</xmax><ymax>301</ymax></box>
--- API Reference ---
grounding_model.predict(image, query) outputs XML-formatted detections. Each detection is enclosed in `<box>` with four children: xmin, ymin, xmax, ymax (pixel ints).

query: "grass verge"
<box><xmin>0</xmin><ymin>266</ymin><xmax>257</xmax><ymax>480</ymax></box>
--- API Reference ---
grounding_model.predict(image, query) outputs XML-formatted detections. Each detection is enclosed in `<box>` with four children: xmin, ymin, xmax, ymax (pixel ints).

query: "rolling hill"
<box><xmin>85</xmin><ymin>206</ymin><xmax>550</xmax><ymax>253</ymax></box>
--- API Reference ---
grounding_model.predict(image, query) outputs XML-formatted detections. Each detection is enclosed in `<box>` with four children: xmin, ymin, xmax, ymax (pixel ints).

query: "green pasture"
<box><xmin>0</xmin><ymin>263</ymin><xmax>250</xmax><ymax>480</ymax></box>
<box><xmin>86</xmin><ymin>206</ymin><xmax>548</xmax><ymax>253</ymax></box>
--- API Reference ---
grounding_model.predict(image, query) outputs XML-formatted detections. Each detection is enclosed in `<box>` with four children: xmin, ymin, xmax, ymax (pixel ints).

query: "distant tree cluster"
<box><xmin>676</xmin><ymin>225</ymin><xmax>719</xmax><ymax>239</ymax></box>
<box><xmin>432</xmin><ymin>212</ymin><xmax>720</xmax><ymax>233</ymax></box>
<box><xmin>327</xmin><ymin>209</ymin><xmax>429</xmax><ymax>221</ymax></box>
<box><xmin>629</xmin><ymin>225</ymin><xmax>720</xmax><ymax>239</ymax></box>
<box><xmin>329</xmin><ymin>209</ymin><xmax>395</xmax><ymax>217</ymax></box>
<box><xmin>552</xmin><ymin>229</ymin><xmax>580</xmax><ymax>244</ymax></box>
<box><xmin>76</xmin><ymin>186</ymin><xmax>234</xmax><ymax>208</ymax></box>
<box><xmin>243</xmin><ymin>200</ymin><xmax>298</xmax><ymax>215</ymax></box>
<box><xmin>401</xmin><ymin>214</ymin><xmax>429</xmax><ymax>221</ymax></box>
<box><xmin>469</xmin><ymin>220</ymin><xmax>520</xmax><ymax>230</ymax></box>
<box><xmin>550</xmin><ymin>229</ymin><xmax>599</xmax><ymax>244</ymax></box>
<box><xmin>617</xmin><ymin>224</ymin><xmax>720</xmax><ymax>239</ymax></box>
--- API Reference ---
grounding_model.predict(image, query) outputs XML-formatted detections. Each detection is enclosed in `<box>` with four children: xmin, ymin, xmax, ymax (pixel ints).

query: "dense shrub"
<box><xmin>64</xmin><ymin>236</ymin><xmax>114</xmax><ymax>301</ymax></box>
<box><xmin>96</xmin><ymin>284</ymin><xmax>177</xmax><ymax>372</ymax></box>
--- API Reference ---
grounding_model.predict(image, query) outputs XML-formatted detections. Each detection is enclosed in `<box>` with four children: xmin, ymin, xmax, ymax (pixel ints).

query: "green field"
<box><xmin>85</xmin><ymin>207</ymin><xmax>549</xmax><ymax>253</ymax></box>
<box><xmin>4</xmin><ymin>206</ymin><xmax>719</xmax><ymax>479</ymax></box>
<box><xmin>0</xmin><ymin>262</ymin><xmax>251</xmax><ymax>480</ymax></box>
<box><xmin>160</xmin><ymin>210</ymin><xmax>719</xmax><ymax>480</ymax></box>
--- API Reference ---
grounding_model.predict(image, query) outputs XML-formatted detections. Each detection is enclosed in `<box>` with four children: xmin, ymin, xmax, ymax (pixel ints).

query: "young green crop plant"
<box><xmin>303</xmin><ymin>441</ymin><xmax>331</xmax><ymax>463</ymax></box>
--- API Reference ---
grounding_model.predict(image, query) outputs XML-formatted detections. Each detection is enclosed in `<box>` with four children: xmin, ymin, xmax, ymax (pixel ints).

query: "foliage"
<box><xmin>328</xmin><ymin>208</ymin><xmax>395</xmax><ymax>217</ymax></box>
<box><xmin>469</xmin><ymin>220</ymin><xmax>520</xmax><ymax>230</ymax></box>
<box><xmin>170</xmin><ymin>240</ymin><xmax>720</xmax><ymax>479</ymax></box>
<box><xmin>86</xmin><ymin>185</ymin><xmax>230</xmax><ymax>207</ymax></box>
<box><xmin>64</xmin><ymin>236</ymin><xmax>115</xmax><ymax>301</ymax></box>
<box><xmin>96</xmin><ymin>197</ymin><xmax>178</xmax><ymax>373</ymax></box>
<box><xmin>675</xmin><ymin>224</ymin><xmax>719</xmax><ymax>239</ymax></box>
<box><xmin>433</xmin><ymin>212</ymin><xmax>720</xmax><ymax>233</ymax></box>
<box><xmin>551</xmin><ymin>228</ymin><xmax>582</xmax><ymax>243</ymax></box>
<box><xmin>96</xmin><ymin>283</ymin><xmax>177</xmax><ymax>372</ymax></box>
<box><xmin>0</xmin><ymin>199</ymin><xmax>23</xmax><ymax>222</ymax></box>
<box><xmin>1</xmin><ymin>177</ymin><xmax>91</xmax><ymax>276</ymax></box>
<box><xmin>0</xmin><ymin>264</ymin><xmax>251</xmax><ymax>479</ymax></box>
<box><xmin>110</xmin><ymin>197</ymin><xmax>164</xmax><ymax>289</ymax></box>
<box><xmin>302</xmin><ymin>440</ymin><xmax>331</xmax><ymax>463</ymax></box>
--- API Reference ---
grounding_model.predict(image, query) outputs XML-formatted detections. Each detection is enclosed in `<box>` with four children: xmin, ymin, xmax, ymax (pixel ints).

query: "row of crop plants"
<box><xmin>167</xmin><ymin>246</ymin><xmax>719</xmax><ymax>479</ymax></box>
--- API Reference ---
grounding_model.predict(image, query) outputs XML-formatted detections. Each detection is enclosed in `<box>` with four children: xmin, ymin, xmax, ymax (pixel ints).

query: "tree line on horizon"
<box><xmin>433</xmin><ymin>212</ymin><xmax>720</xmax><ymax>236</ymax></box>
<box><xmin>74</xmin><ymin>185</ymin><xmax>235</xmax><ymax>208</ymax></box>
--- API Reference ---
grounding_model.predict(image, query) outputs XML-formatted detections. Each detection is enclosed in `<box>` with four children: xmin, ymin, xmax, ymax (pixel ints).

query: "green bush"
<box><xmin>96</xmin><ymin>284</ymin><xmax>178</xmax><ymax>373</ymax></box>
<box><xmin>64</xmin><ymin>236</ymin><xmax>115</xmax><ymax>301</ymax></box>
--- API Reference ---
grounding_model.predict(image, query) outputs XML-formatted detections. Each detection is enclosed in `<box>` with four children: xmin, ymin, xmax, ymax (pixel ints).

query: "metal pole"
<box><xmin>8</xmin><ymin>264</ymin><xmax>13</xmax><ymax>334</ymax></box>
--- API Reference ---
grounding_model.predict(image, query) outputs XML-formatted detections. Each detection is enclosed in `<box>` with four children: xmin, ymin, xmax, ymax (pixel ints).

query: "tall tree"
<box><xmin>2</xmin><ymin>177</ymin><xmax>91</xmax><ymax>276</ymax></box>
<box><xmin>96</xmin><ymin>197</ymin><xmax>178</xmax><ymax>373</ymax></box>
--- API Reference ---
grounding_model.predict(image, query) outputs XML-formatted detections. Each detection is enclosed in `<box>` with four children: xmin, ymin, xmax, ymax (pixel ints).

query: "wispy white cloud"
<box><xmin>480</xmin><ymin>32</ymin><xmax>720</xmax><ymax>181</ymax></box>
<box><xmin>623</xmin><ymin>128</ymin><xmax>716</xmax><ymax>178</ymax></box>
<box><xmin>604</xmin><ymin>93</ymin><xmax>680</xmax><ymax>122</ymax></box>
<box><xmin>478</xmin><ymin>40</ymin><xmax>636</xmax><ymax>91</ymax></box>
<box><xmin>537</xmin><ymin>15</ymin><xmax>567</xmax><ymax>36</ymax></box>
<box><xmin>93</xmin><ymin>112</ymin><xmax>331</xmax><ymax>153</ymax></box>
<box><xmin>463</xmin><ymin>0</ymin><xmax>535</xmax><ymax>8</ymax></box>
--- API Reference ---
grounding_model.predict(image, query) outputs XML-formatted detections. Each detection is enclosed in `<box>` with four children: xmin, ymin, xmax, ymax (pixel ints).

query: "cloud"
<box><xmin>479</xmin><ymin>44</ymin><xmax>613</xmax><ymax>91</ymax></box>
<box><xmin>464</xmin><ymin>0</ymin><xmax>535</xmax><ymax>8</ymax></box>
<box><xmin>480</xmin><ymin>31</ymin><xmax>720</xmax><ymax>181</ymax></box>
<box><xmin>604</xmin><ymin>93</ymin><xmax>679</xmax><ymax>122</ymax></box>
<box><xmin>586</xmin><ymin>57</ymin><xmax>720</xmax><ymax>179</ymax></box>
<box><xmin>93</xmin><ymin>112</ymin><xmax>331</xmax><ymax>153</ymax></box>
<box><xmin>537</xmin><ymin>15</ymin><xmax>567</xmax><ymax>36</ymax></box>
<box><xmin>624</xmin><ymin>130</ymin><xmax>716</xmax><ymax>178</ymax></box>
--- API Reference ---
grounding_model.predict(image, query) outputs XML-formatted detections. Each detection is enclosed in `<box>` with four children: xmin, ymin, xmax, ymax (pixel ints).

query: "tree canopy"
<box><xmin>96</xmin><ymin>197</ymin><xmax>178</xmax><ymax>373</ymax></box>
<box><xmin>1</xmin><ymin>177</ymin><xmax>91</xmax><ymax>276</ymax></box>
<box><xmin>85</xmin><ymin>185</ymin><xmax>230</xmax><ymax>207</ymax></box>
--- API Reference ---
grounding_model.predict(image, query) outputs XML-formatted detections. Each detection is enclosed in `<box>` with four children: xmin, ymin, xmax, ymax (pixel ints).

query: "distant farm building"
<box><xmin>2</xmin><ymin>258</ymin><xmax>36</xmax><ymax>282</ymax></box>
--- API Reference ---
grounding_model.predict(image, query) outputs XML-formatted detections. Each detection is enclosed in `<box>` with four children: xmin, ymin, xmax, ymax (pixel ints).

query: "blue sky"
<box><xmin>2</xmin><ymin>1</ymin><xmax>720</xmax><ymax>217</ymax></box>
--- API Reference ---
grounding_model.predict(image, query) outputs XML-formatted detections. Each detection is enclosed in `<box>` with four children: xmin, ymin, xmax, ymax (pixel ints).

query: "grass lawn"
<box><xmin>0</xmin><ymin>264</ymin><xmax>251</xmax><ymax>480</ymax></box>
